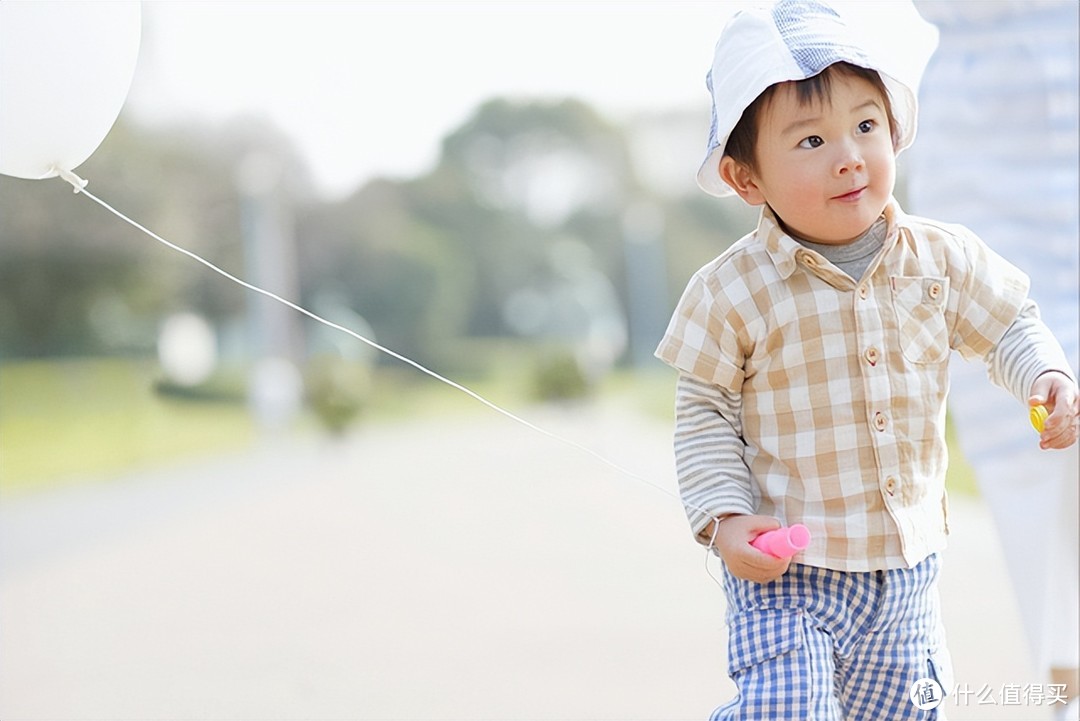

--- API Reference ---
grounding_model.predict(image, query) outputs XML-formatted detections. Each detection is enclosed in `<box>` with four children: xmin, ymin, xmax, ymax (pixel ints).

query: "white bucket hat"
<box><xmin>698</xmin><ymin>0</ymin><xmax>939</xmax><ymax>197</ymax></box>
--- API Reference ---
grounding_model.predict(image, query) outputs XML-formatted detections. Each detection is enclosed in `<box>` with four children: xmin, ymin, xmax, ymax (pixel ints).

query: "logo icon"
<box><xmin>910</xmin><ymin>677</ymin><xmax>944</xmax><ymax>710</ymax></box>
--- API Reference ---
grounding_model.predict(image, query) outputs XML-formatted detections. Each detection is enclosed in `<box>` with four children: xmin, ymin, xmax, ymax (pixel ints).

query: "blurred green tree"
<box><xmin>297</xmin><ymin>98</ymin><xmax>646</xmax><ymax>372</ymax></box>
<box><xmin>1</xmin><ymin>96</ymin><xmax>750</xmax><ymax>373</ymax></box>
<box><xmin>0</xmin><ymin>116</ymin><xmax>309</xmax><ymax>359</ymax></box>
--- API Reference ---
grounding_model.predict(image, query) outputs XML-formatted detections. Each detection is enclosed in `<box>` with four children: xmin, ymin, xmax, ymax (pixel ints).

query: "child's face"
<box><xmin>725</xmin><ymin>72</ymin><xmax>896</xmax><ymax>245</ymax></box>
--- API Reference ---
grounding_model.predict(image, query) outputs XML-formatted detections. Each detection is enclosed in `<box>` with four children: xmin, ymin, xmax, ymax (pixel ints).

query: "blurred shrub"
<box><xmin>153</xmin><ymin>367</ymin><xmax>248</xmax><ymax>403</ymax></box>
<box><xmin>531</xmin><ymin>350</ymin><xmax>590</xmax><ymax>402</ymax></box>
<box><xmin>304</xmin><ymin>355</ymin><xmax>371</xmax><ymax>434</ymax></box>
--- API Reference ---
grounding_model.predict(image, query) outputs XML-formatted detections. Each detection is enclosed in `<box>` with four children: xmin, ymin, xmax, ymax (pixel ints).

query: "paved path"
<box><xmin>0</xmin><ymin>400</ymin><xmax>1062</xmax><ymax>719</ymax></box>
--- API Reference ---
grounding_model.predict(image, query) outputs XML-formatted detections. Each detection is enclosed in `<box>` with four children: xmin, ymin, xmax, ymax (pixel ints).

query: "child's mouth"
<box><xmin>833</xmin><ymin>187</ymin><xmax>867</xmax><ymax>202</ymax></box>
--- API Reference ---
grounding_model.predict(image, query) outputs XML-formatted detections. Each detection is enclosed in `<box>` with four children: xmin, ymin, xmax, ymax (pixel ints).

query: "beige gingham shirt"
<box><xmin>656</xmin><ymin>199</ymin><xmax>1069</xmax><ymax>571</ymax></box>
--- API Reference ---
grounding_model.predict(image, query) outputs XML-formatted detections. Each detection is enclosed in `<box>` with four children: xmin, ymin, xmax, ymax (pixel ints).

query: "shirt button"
<box><xmin>928</xmin><ymin>282</ymin><xmax>943</xmax><ymax>300</ymax></box>
<box><xmin>874</xmin><ymin>412</ymin><xmax>888</xmax><ymax>431</ymax></box>
<box><xmin>865</xmin><ymin>347</ymin><xmax>880</xmax><ymax>366</ymax></box>
<box><xmin>858</xmin><ymin>285</ymin><xmax>869</xmax><ymax>299</ymax></box>
<box><xmin>886</xmin><ymin>477</ymin><xmax>897</xmax><ymax>496</ymax></box>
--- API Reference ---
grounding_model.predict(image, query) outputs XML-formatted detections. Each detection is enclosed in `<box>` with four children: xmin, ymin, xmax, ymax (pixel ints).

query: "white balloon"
<box><xmin>0</xmin><ymin>1</ymin><xmax>141</xmax><ymax>180</ymax></box>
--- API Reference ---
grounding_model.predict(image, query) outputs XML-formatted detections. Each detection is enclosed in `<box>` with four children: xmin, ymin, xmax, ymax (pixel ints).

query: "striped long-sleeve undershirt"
<box><xmin>986</xmin><ymin>300</ymin><xmax>1076</xmax><ymax>403</ymax></box>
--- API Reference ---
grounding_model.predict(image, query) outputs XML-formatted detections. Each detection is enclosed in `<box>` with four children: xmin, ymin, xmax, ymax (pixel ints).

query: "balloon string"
<box><xmin>55</xmin><ymin>170</ymin><xmax>709</xmax><ymax>520</ymax></box>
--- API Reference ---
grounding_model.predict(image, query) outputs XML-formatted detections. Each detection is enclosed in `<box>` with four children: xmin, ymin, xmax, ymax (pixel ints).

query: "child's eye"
<box><xmin>799</xmin><ymin>135</ymin><xmax>824</xmax><ymax>149</ymax></box>
<box><xmin>857</xmin><ymin>119</ymin><xmax>876</xmax><ymax>134</ymax></box>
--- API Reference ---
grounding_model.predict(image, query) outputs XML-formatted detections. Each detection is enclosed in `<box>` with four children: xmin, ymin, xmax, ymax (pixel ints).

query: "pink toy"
<box><xmin>751</xmin><ymin>524</ymin><xmax>811</xmax><ymax>559</ymax></box>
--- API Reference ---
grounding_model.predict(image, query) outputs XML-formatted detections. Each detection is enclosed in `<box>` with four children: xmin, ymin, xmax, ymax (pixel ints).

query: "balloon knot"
<box><xmin>53</xmin><ymin>166</ymin><xmax>88</xmax><ymax>193</ymax></box>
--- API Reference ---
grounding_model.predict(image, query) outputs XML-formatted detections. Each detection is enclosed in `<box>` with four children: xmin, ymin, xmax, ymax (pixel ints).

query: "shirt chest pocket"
<box><xmin>890</xmin><ymin>276</ymin><xmax>949</xmax><ymax>364</ymax></box>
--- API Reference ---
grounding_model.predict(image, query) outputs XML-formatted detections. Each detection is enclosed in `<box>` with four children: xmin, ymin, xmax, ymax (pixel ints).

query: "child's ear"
<box><xmin>719</xmin><ymin>156</ymin><xmax>766</xmax><ymax>206</ymax></box>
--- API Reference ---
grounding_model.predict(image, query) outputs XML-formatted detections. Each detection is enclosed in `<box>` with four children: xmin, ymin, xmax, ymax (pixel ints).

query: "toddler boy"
<box><xmin>655</xmin><ymin>1</ymin><xmax>1079</xmax><ymax>718</ymax></box>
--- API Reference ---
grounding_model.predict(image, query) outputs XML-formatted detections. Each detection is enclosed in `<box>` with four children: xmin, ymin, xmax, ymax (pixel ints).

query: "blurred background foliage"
<box><xmin>4</xmin><ymin>94</ymin><xmax>960</xmax><ymax>496</ymax></box>
<box><xmin>0</xmin><ymin>97</ymin><xmax>755</xmax><ymax>365</ymax></box>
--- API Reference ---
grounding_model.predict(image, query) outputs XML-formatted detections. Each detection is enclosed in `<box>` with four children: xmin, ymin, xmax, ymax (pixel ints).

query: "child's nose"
<box><xmin>835</xmin><ymin>142</ymin><xmax>865</xmax><ymax>175</ymax></box>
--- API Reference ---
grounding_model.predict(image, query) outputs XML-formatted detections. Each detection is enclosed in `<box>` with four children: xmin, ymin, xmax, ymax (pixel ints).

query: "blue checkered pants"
<box><xmin>711</xmin><ymin>554</ymin><xmax>953</xmax><ymax>720</ymax></box>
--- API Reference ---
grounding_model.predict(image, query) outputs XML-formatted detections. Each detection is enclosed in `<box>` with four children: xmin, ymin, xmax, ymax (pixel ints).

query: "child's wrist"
<box><xmin>701</xmin><ymin>514</ymin><xmax>741</xmax><ymax>547</ymax></box>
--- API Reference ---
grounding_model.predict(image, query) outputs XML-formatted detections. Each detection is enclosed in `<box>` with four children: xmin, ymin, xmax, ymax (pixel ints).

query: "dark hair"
<box><xmin>724</xmin><ymin>62</ymin><xmax>899</xmax><ymax>171</ymax></box>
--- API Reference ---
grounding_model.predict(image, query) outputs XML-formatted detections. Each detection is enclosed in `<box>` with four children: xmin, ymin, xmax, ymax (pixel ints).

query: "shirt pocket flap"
<box><xmin>890</xmin><ymin>275</ymin><xmax>951</xmax><ymax>364</ymax></box>
<box><xmin>727</xmin><ymin>608</ymin><xmax>805</xmax><ymax>676</ymax></box>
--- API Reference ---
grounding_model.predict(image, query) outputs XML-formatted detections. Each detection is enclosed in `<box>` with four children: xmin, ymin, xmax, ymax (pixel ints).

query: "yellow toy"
<box><xmin>1030</xmin><ymin>404</ymin><xmax>1049</xmax><ymax>433</ymax></box>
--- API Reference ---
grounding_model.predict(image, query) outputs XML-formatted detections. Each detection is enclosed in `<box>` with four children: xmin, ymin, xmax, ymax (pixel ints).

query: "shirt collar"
<box><xmin>757</xmin><ymin>198</ymin><xmax>903</xmax><ymax>279</ymax></box>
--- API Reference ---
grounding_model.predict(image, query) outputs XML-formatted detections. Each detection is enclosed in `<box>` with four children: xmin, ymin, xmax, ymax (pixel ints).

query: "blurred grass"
<box><xmin>943</xmin><ymin>414</ymin><xmax>978</xmax><ymax>497</ymax></box>
<box><xmin>0</xmin><ymin>355</ymin><xmax>527</xmax><ymax>496</ymax></box>
<box><xmin>0</xmin><ymin>356</ymin><xmax>979</xmax><ymax>499</ymax></box>
<box><xmin>0</xmin><ymin>358</ymin><xmax>255</xmax><ymax>496</ymax></box>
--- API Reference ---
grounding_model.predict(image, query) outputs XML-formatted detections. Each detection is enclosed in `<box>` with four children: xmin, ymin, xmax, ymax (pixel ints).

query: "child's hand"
<box><xmin>712</xmin><ymin>514</ymin><xmax>792</xmax><ymax>584</ymax></box>
<box><xmin>1030</xmin><ymin>371</ymin><xmax>1079</xmax><ymax>450</ymax></box>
